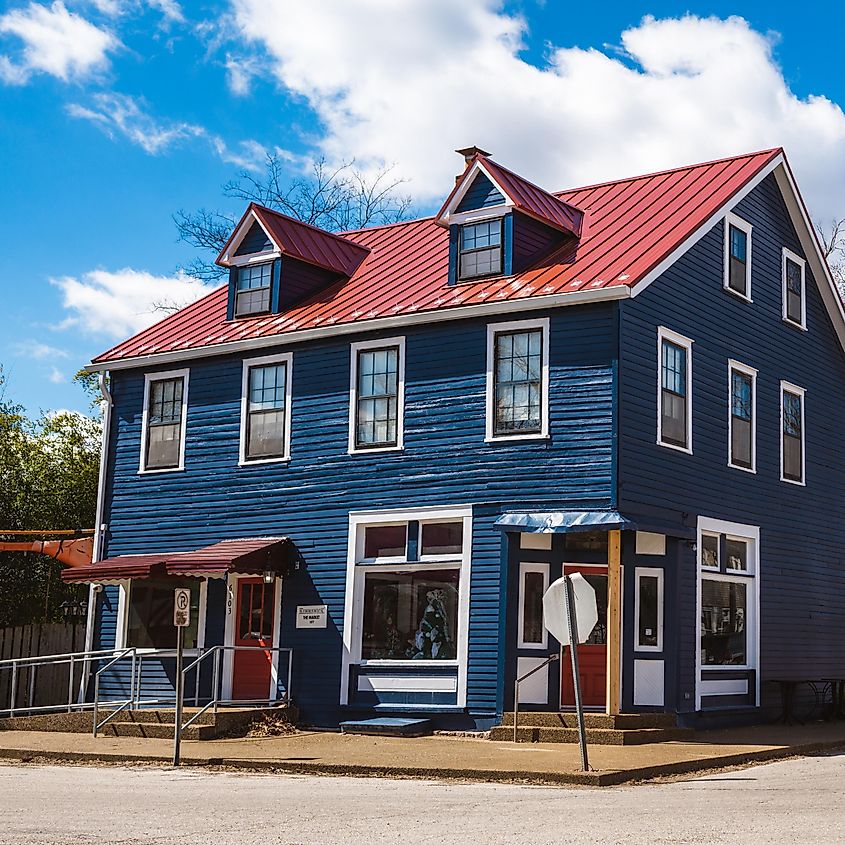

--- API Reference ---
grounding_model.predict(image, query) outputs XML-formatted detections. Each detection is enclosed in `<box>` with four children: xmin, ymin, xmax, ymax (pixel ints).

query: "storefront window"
<box><xmin>363</xmin><ymin>524</ymin><xmax>407</xmax><ymax>558</ymax></box>
<box><xmin>125</xmin><ymin>578</ymin><xmax>200</xmax><ymax>649</ymax></box>
<box><xmin>520</xmin><ymin>569</ymin><xmax>545</xmax><ymax>646</ymax></box>
<box><xmin>361</xmin><ymin>569</ymin><xmax>459</xmax><ymax>660</ymax></box>
<box><xmin>701</xmin><ymin>580</ymin><xmax>746</xmax><ymax>665</ymax></box>
<box><xmin>420</xmin><ymin>522</ymin><xmax>463</xmax><ymax>556</ymax></box>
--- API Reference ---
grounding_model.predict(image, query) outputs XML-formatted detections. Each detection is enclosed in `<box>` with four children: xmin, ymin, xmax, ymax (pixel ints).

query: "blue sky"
<box><xmin>2</xmin><ymin>0</ymin><xmax>844</xmax><ymax>415</ymax></box>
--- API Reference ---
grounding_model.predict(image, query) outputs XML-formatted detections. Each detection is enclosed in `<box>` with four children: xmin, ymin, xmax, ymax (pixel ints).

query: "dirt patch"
<box><xmin>245</xmin><ymin>713</ymin><xmax>299</xmax><ymax>738</ymax></box>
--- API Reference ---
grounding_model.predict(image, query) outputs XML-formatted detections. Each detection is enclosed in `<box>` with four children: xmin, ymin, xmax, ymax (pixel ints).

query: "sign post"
<box><xmin>172</xmin><ymin>587</ymin><xmax>191</xmax><ymax>768</ymax></box>
<box><xmin>542</xmin><ymin>573</ymin><xmax>597</xmax><ymax>772</ymax></box>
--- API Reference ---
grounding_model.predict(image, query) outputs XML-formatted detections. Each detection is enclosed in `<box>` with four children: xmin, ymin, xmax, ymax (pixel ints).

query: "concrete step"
<box><xmin>499</xmin><ymin>712</ymin><xmax>679</xmax><ymax>729</ymax></box>
<box><xmin>101</xmin><ymin>721</ymin><xmax>218</xmax><ymax>740</ymax></box>
<box><xmin>489</xmin><ymin>725</ymin><xmax>695</xmax><ymax>745</ymax></box>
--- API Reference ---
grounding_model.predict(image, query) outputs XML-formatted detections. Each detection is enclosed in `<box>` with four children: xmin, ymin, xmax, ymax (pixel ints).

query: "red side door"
<box><xmin>560</xmin><ymin>566</ymin><xmax>608</xmax><ymax>709</ymax></box>
<box><xmin>232</xmin><ymin>578</ymin><xmax>276</xmax><ymax>700</ymax></box>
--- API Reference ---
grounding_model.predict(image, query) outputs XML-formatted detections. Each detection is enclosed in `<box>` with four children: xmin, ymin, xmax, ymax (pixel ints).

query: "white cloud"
<box><xmin>0</xmin><ymin>1</ymin><xmax>118</xmax><ymax>84</ymax></box>
<box><xmin>228</xmin><ymin>5</ymin><xmax>845</xmax><ymax>219</ymax></box>
<box><xmin>147</xmin><ymin>0</ymin><xmax>184</xmax><ymax>23</ymax></box>
<box><xmin>52</xmin><ymin>268</ymin><xmax>218</xmax><ymax>338</ymax></box>
<box><xmin>47</xmin><ymin>366</ymin><xmax>65</xmax><ymax>384</ymax></box>
<box><xmin>15</xmin><ymin>340</ymin><xmax>70</xmax><ymax>359</ymax></box>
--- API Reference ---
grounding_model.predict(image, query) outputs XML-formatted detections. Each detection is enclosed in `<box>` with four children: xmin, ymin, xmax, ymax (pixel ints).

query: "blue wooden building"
<box><xmin>66</xmin><ymin>146</ymin><xmax>845</xmax><ymax>730</ymax></box>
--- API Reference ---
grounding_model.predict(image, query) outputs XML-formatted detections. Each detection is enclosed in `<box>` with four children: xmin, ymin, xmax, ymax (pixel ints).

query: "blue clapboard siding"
<box><xmin>96</xmin><ymin>303</ymin><xmax>617</xmax><ymax>726</ymax></box>
<box><xmin>279</xmin><ymin>256</ymin><xmax>340</xmax><ymax>310</ymax></box>
<box><xmin>456</xmin><ymin>172</ymin><xmax>506</xmax><ymax>211</ymax></box>
<box><xmin>512</xmin><ymin>213</ymin><xmax>565</xmax><ymax>273</ymax></box>
<box><xmin>234</xmin><ymin>220</ymin><xmax>272</xmax><ymax>255</ymax></box>
<box><xmin>618</xmin><ymin>172</ymin><xmax>845</xmax><ymax>716</ymax></box>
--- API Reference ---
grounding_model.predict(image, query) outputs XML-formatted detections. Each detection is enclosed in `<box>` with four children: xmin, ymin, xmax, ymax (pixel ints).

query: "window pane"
<box><xmin>421</xmin><ymin>522</ymin><xmax>463</xmax><ymax>556</ymax></box>
<box><xmin>146</xmin><ymin>421</ymin><xmax>181</xmax><ymax>469</ymax></box>
<box><xmin>361</xmin><ymin>569</ymin><xmax>459</xmax><ymax>660</ymax></box>
<box><xmin>247</xmin><ymin>409</ymin><xmax>285</xmax><ymax>459</ymax></box>
<box><xmin>237</xmin><ymin>263</ymin><xmax>272</xmax><ymax>291</ymax></box>
<box><xmin>521</xmin><ymin>571</ymin><xmax>545</xmax><ymax>644</ymax></box>
<box><xmin>637</xmin><ymin>575</ymin><xmax>659</xmax><ymax>648</ymax></box>
<box><xmin>126</xmin><ymin>579</ymin><xmax>199</xmax><ymax>649</ymax></box>
<box><xmin>459</xmin><ymin>220</ymin><xmax>503</xmax><ymax>280</ymax></box>
<box><xmin>661</xmin><ymin>341</ymin><xmax>686</xmax><ymax>395</ymax></box>
<box><xmin>494</xmin><ymin>329</ymin><xmax>543</xmax><ymax>435</ymax></box>
<box><xmin>783</xmin><ymin>391</ymin><xmax>803</xmax><ymax>481</ymax></box>
<box><xmin>364</xmin><ymin>524</ymin><xmax>407</xmax><ymax>558</ymax></box>
<box><xmin>149</xmin><ymin>378</ymin><xmax>183</xmax><ymax>424</ymax></box>
<box><xmin>786</xmin><ymin>258</ymin><xmax>803</xmax><ymax>323</ymax></box>
<box><xmin>725</xmin><ymin>539</ymin><xmax>748</xmax><ymax>571</ymax></box>
<box><xmin>701</xmin><ymin>580</ymin><xmax>747</xmax><ymax>665</ymax></box>
<box><xmin>249</xmin><ymin>364</ymin><xmax>286</xmax><ymax>410</ymax></box>
<box><xmin>728</xmin><ymin>225</ymin><xmax>748</xmax><ymax>294</ymax></box>
<box><xmin>356</xmin><ymin>346</ymin><xmax>399</xmax><ymax>448</ymax></box>
<box><xmin>701</xmin><ymin>534</ymin><xmax>719</xmax><ymax>569</ymax></box>
<box><xmin>730</xmin><ymin>370</ymin><xmax>753</xmax><ymax>468</ymax></box>
<box><xmin>236</xmin><ymin>287</ymin><xmax>271</xmax><ymax>316</ymax></box>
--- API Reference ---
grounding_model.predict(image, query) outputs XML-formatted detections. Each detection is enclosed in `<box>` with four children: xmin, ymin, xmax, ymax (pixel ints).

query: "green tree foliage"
<box><xmin>0</xmin><ymin>368</ymin><xmax>101</xmax><ymax>626</ymax></box>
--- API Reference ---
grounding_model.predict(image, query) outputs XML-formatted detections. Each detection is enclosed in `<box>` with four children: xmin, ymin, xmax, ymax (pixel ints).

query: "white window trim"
<box><xmin>634</xmin><ymin>567</ymin><xmax>663</xmax><ymax>653</ymax></box>
<box><xmin>340</xmin><ymin>504</ymin><xmax>473</xmax><ymax>707</ymax></box>
<box><xmin>656</xmin><ymin>327</ymin><xmax>694</xmax><ymax>454</ymax></box>
<box><xmin>782</xmin><ymin>247</ymin><xmax>808</xmax><ymax>330</ymax></box>
<box><xmin>780</xmin><ymin>380</ymin><xmax>806</xmax><ymax>486</ymax></box>
<box><xmin>348</xmin><ymin>336</ymin><xmax>406</xmax><ymax>455</ymax></box>
<box><xmin>116</xmin><ymin>578</ymin><xmax>208</xmax><ymax>655</ymax></box>
<box><xmin>485</xmin><ymin>317</ymin><xmax>550</xmax><ymax>442</ymax></box>
<box><xmin>138</xmin><ymin>368</ymin><xmax>189</xmax><ymax>474</ymax></box>
<box><xmin>695</xmin><ymin>517</ymin><xmax>760</xmax><ymax>711</ymax></box>
<box><xmin>727</xmin><ymin>360</ymin><xmax>757</xmax><ymax>474</ymax></box>
<box><xmin>723</xmin><ymin>212</ymin><xmax>753</xmax><ymax>301</ymax></box>
<box><xmin>517</xmin><ymin>562</ymin><xmax>549</xmax><ymax>650</ymax></box>
<box><xmin>239</xmin><ymin>352</ymin><xmax>293</xmax><ymax>466</ymax></box>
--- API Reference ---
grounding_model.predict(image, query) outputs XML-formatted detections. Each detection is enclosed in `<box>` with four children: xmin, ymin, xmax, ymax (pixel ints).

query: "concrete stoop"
<box><xmin>0</xmin><ymin>706</ymin><xmax>297</xmax><ymax>740</ymax></box>
<box><xmin>490</xmin><ymin>712</ymin><xmax>694</xmax><ymax>745</ymax></box>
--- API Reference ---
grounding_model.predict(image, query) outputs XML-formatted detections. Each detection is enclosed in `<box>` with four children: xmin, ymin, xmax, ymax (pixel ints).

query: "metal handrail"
<box><xmin>513</xmin><ymin>653</ymin><xmax>560</xmax><ymax>742</ymax></box>
<box><xmin>92</xmin><ymin>648</ymin><xmax>137</xmax><ymax>736</ymax></box>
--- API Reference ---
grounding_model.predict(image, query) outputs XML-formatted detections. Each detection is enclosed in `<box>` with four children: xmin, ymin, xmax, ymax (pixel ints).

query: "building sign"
<box><xmin>173</xmin><ymin>588</ymin><xmax>191</xmax><ymax>628</ymax></box>
<box><xmin>296</xmin><ymin>605</ymin><xmax>327</xmax><ymax>629</ymax></box>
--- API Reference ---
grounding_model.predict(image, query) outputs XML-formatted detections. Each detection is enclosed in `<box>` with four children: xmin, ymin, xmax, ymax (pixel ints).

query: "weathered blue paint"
<box><xmin>234</xmin><ymin>220</ymin><xmax>272</xmax><ymax>255</ymax></box>
<box><xmin>447</xmin><ymin>226</ymin><xmax>459</xmax><ymax>286</ymax></box>
<box><xmin>270</xmin><ymin>257</ymin><xmax>282</xmax><ymax>313</ymax></box>
<box><xmin>618</xmin><ymin>172</ymin><xmax>845</xmax><ymax>718</ymax></box>
<box><xmin>95</xmin><ymin>303</ymin><xmax>617</xmax><ymax>726</ymax></box>
<box><xmin>225</xmin><ymin>268</ymin><xmax>237</xmax><ymax>322</ymax></box>
<box><xmin>502</xmin><ymin>212</ymin><xmax>513</xmax><ymax>276</ymax></box>
<box><xmin>455</xmin><ymin>171</ymin><xmax>505</xmax><ymax>212</ymax></box>
<box><xmin>512</xmin><ymin>214</ymin><xmax>564</xmax><ymax>274</ymax></box>
<box><xmin>278</xmin><ymin>256</ymin><xmax>340</xmax><ymax>310</ymax></box>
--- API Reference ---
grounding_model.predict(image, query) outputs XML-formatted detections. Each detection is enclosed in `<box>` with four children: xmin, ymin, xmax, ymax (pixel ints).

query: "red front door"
<box><xmin>232</xmin><ymin>578</ymin><xmax>276</xmax><ymax>700</ymax></box>
<box><xmin>560</xmin><ymin>565</ymin><xmax>608</xmax><ymax>708</ymax></box>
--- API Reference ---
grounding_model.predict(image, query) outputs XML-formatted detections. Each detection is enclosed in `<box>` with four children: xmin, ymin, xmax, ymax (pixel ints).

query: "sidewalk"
<box><xmin>0</xmin><ymin>722</ymin><xmax>844</xmax><ymax>786</ymax></box>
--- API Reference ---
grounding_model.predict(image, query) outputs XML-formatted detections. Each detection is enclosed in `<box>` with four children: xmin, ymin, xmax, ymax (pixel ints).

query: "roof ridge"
<box><xmin>555</xmin><ymin>148</ymin><xmax>783</xmax><ymax>196</ymax></box>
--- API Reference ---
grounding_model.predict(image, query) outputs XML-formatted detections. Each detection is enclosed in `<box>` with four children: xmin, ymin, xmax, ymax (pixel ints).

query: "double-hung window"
<box><xmin>140</xmin><ymin>370</ymin><xmax>188</xmax><ymax>472</ymax></box>
<box><xmin>782</xmin><ymin>248</ymin><xmax>806</xmax><ymax>329</ymax></box>
<box><xmin>728</xmin><ymin>361</ymin><xmax>756</xmax><ymax>472</ymax></box>
<box><xmin>657</xmin><ymin>328</ymin><xmax>693</xmax><ymax>452</ymax></box>
<box><xmin>486</xmin><ymin>318</ymin><xmax>549</xmax><ymax>440</ymax></box>
<box><xmin>723</xmin><ymin>213</ymin><xmax>752</xmax><ymax>299</ymax></box>
<box><xmin>780</xmin><ymin>381</ymin><xmax>805</xmax><ymax>484</ymax></box>
<box><xmin>235</xmin><ymin>263</ymin><xmax>272</xmax><ymax>317</ymax></box>
<box><xmin>349</xmin><ymin>337</ymin><xmax>405</xmax><ymax>453</ymax></box>
<box><xmin>459</xmin><ymin>219</ymin><xmax>503</xmax><ymax>280</ymax></box>
<box><xmin>240</xmin><ymin>354</ymin><xmax>292</xmax><ymax>463</ymax></box>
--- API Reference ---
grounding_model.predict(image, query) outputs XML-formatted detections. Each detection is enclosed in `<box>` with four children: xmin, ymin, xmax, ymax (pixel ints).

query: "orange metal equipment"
<box><xmin>0</xmin><ymin>532</ymin><xmax>94</xmax><ymax>568</ymax></box>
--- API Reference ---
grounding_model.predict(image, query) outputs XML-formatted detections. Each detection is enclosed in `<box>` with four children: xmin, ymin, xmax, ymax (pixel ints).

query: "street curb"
<box><xmin>0</xmin><ymin>738</ymin><xmax>843</xmax><ymax>787</ymax></box>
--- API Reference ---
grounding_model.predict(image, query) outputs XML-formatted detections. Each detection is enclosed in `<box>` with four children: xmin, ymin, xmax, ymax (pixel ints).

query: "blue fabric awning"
<box><xmin>494</xmin><ymin>510</ymin><xmax>637</xmax><ymax>534</ymax></box>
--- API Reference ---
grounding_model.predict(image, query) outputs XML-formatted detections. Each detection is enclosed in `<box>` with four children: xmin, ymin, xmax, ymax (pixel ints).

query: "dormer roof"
<box><xmin>436</xmin><ymin>152</ymin><xmax>583</xmax><ymax>237</ymax></box>
<box><xmin>217</xmin><ymin>202</ymin><xmax>371</xmax><ymax>277</ymax></box>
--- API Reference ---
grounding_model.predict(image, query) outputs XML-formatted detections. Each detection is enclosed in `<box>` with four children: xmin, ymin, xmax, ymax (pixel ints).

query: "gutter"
<box><xmin>83</xmin><ymin>286</ymin><xmax>631</xmax><ymax>373</ymax></box>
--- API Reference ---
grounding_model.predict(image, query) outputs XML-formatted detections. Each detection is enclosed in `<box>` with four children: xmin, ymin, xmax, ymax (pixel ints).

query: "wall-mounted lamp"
<box><xmin>262</xmin><ymin>569</ymin><xmax>274</xmax><ymax>585</ymax></box>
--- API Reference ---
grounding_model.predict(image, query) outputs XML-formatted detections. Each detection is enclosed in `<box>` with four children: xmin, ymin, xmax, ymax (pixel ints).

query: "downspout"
<box><xmin>80</xmin><ymin>372</ymin><xmax>112</xmax><ymax>696</ymax></box>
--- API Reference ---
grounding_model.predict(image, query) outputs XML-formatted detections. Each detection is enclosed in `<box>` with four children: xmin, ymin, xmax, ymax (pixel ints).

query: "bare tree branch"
<box><xmin>816</xmin><ymin>218</ymin><xmax>845</xmax><ymax>298</ymax></box>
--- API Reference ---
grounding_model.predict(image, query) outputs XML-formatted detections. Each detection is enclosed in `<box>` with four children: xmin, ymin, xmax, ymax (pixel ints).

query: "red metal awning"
<box><xmin>61</xmin><ymin>537</ymin><xmax>292</xmax><ymax>583</ymax></box>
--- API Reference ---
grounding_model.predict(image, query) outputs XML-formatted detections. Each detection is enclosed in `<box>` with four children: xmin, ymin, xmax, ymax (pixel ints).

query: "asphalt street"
<box><xmin>1</xmin><ymin>753</ymin><xmax>843</xmax><ymax>845</ymax></box>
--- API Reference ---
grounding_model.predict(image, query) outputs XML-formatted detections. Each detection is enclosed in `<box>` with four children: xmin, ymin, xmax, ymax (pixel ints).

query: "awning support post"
<box><xmin>606</xmin><ymin>529</ymin><xmax>622</xmax><ymax>716</ymax></box>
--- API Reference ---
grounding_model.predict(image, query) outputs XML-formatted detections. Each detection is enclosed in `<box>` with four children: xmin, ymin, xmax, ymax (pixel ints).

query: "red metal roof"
<box><xmin>218</xmin><ymin>203</ymin><xmax>370</xmax><ymax>277</ymax></box>
<box><xmin>93</xmin><ymin>148</ymin><xmax>782</xmax><ymax>365</ymax></box>
<box><xmin>62</xmin><ymin>538</ymin><xmax>292</xmax><ymax>582</ymax></box>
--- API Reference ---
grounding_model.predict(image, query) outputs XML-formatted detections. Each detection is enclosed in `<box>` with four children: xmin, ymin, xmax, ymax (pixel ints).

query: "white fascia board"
<box><xmin>438</xmin><ymin>159</ymin><xmax>514</xmax><ymax>226</ymax></box>
<box><xmin>220</xmin><ymin>209</ymin><xmax>279</xmax><ymax>265</ymax></box>
<box><xmin>84</xmin><ymin>285</ymin><xmax>630</xmax><ymax>372</ymax></box>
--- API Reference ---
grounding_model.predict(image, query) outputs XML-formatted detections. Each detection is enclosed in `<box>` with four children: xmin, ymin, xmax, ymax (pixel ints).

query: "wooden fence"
<box><xmin>0</xmin><ymin>623</ymin><xmax>87</xmax><ymax>712</ymax></box>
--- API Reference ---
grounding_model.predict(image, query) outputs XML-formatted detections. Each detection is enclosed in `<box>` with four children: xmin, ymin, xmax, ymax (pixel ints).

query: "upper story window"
<box><xmin>235</xmin><ymin>263</ymin><xmax>272</xmax><ymax>317</ymax></box>
<box><xmin>728</xmin><ymin>361</ymin><xmax>756</xmax><ymax>473</ymax></box>
<box><xmin>723</xmin><ymin>213</ymin><xmax>752</xmax><ymax>300</ymax></box>
<box><xmin>486</xmin><ymin>318</ymin><xmax>549</xmax><ymax>441</ymax></box>
<box><xmin>349</xmin><ymin>337</ymin><xmax>405</xmax><ymax>453</ymax></box>
<box><xmin>240</xmin><ymin>354</ymin><xmax>292</xmax><ymax>464</ymax></box>
<box><xmin>780</xmin><ymin>381</ymin><xmax>805</xmax><ymax>485</ymax></box>
<box><xmin>140</xmin><ymin>369</ymin><xmax>188</xmax><ymax>473</ymax></box>
<box><xmin>782</xmin><ymin>248</ymin><xmax>807</xmax><ymax>329</ymax></box>
<box><xmin>459</xmin><ymin>219</ymin><xmax>503</xmax><ymax>280</ymax></box>
<box><xmin>657</xmin><ymin>328</ymin><xmax>693</xmax><ymax>453</ymax></box>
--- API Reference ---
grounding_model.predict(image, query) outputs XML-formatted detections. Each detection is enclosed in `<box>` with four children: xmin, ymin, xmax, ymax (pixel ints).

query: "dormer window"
<box><xmin>459</xmin><ymin>219</ymin><xmax>503</xmax><ymax>281</ymax></box>
<box><xmin>235</xmin><ymin>263</ymin><xmax>272</xmax><ymax>317</ymax></box>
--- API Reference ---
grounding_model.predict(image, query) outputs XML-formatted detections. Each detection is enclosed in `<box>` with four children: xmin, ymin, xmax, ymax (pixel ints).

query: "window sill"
<box><xmin>727</xmin><ymin>461</ymin><xmax>756</xmax><ymax>475</ymax></box>
<box><xmin>780</xmin><ymin>476</ymin><xmax>806</xmax><ymax>487</ymax></box>
<box><xmin>782</xmin><ymin>317</ymin><xmax>808</xmax><ymax>332</ymax></box>
<box><xmin>517</xmin><ymin>642</ymin><xmax>549</xmax><ymax>651</ymax></box>
<box><xmin>138</xmin><ymin>466</ymin><xmax>185</xmax><ymax>476</ymax></box>
<box><xmin>485</xmin><ymin>433</ymin><xmax>550</xmax><ymax>444</ymax></box>
<box><xmin>348</xmin><ymin>445</ymin><xmax>404</xmax><ymax>456</ymax></box>
<box><xmin>238</xmin><ymin>456</ymin><xmax>290</xmax><ymax>467</ymax></box>
<box><xmin>723</xmin><ymin>286</ymin><xmax>753</xmax><ymax>304</ymax></box>
<box><xmin>358</xmin><ymin>659</ymin><xmax>459</xmax><ymax>668</ymax></box>
<box><xmin>656</xmin><ymin>439</ymin><xmax>692</xmax><ymax>455</ymax></box>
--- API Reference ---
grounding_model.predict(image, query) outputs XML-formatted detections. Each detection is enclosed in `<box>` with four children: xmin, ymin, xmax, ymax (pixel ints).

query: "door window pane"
<box><xmin>238</xmin><ymin>581</ymin><xmax>275</xmax><ymax>641</ymax></box>
<box><xmin>420</xmin><ymin>522</ymin><xmax>463</xmax><ymax>556</ymax></box>
<box><xmin>701</xmin><ymin>580</ymin><xmax>747</xmax><ymax>665</ymax></box>
<box><xmin>494</xmin><ymin>329</ymin><xmax>543</xmax><ymax>435</ymax></box>
<box><xmin>661</xmin><ymin>340</ymin><xmax>687</xmax><ymax>447</ymax></box>
<box><xmin>637</xmin><ymin>575</ymin><xmax>659</xmax><ymax>648</ymax></box>
<box><xmin>361</xmin><ymin>569</ymin><xmax>459</xmax><ymax>660</ymax></box>
<box><xmin>521</xmin><ymin>570</ymin><xmax>545</xmax><ymax>645</ymax></box>
<box><xmin>364</xmin><ymin>524</ymin><xmax>407</xmax><ymax>558</ymax></box>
